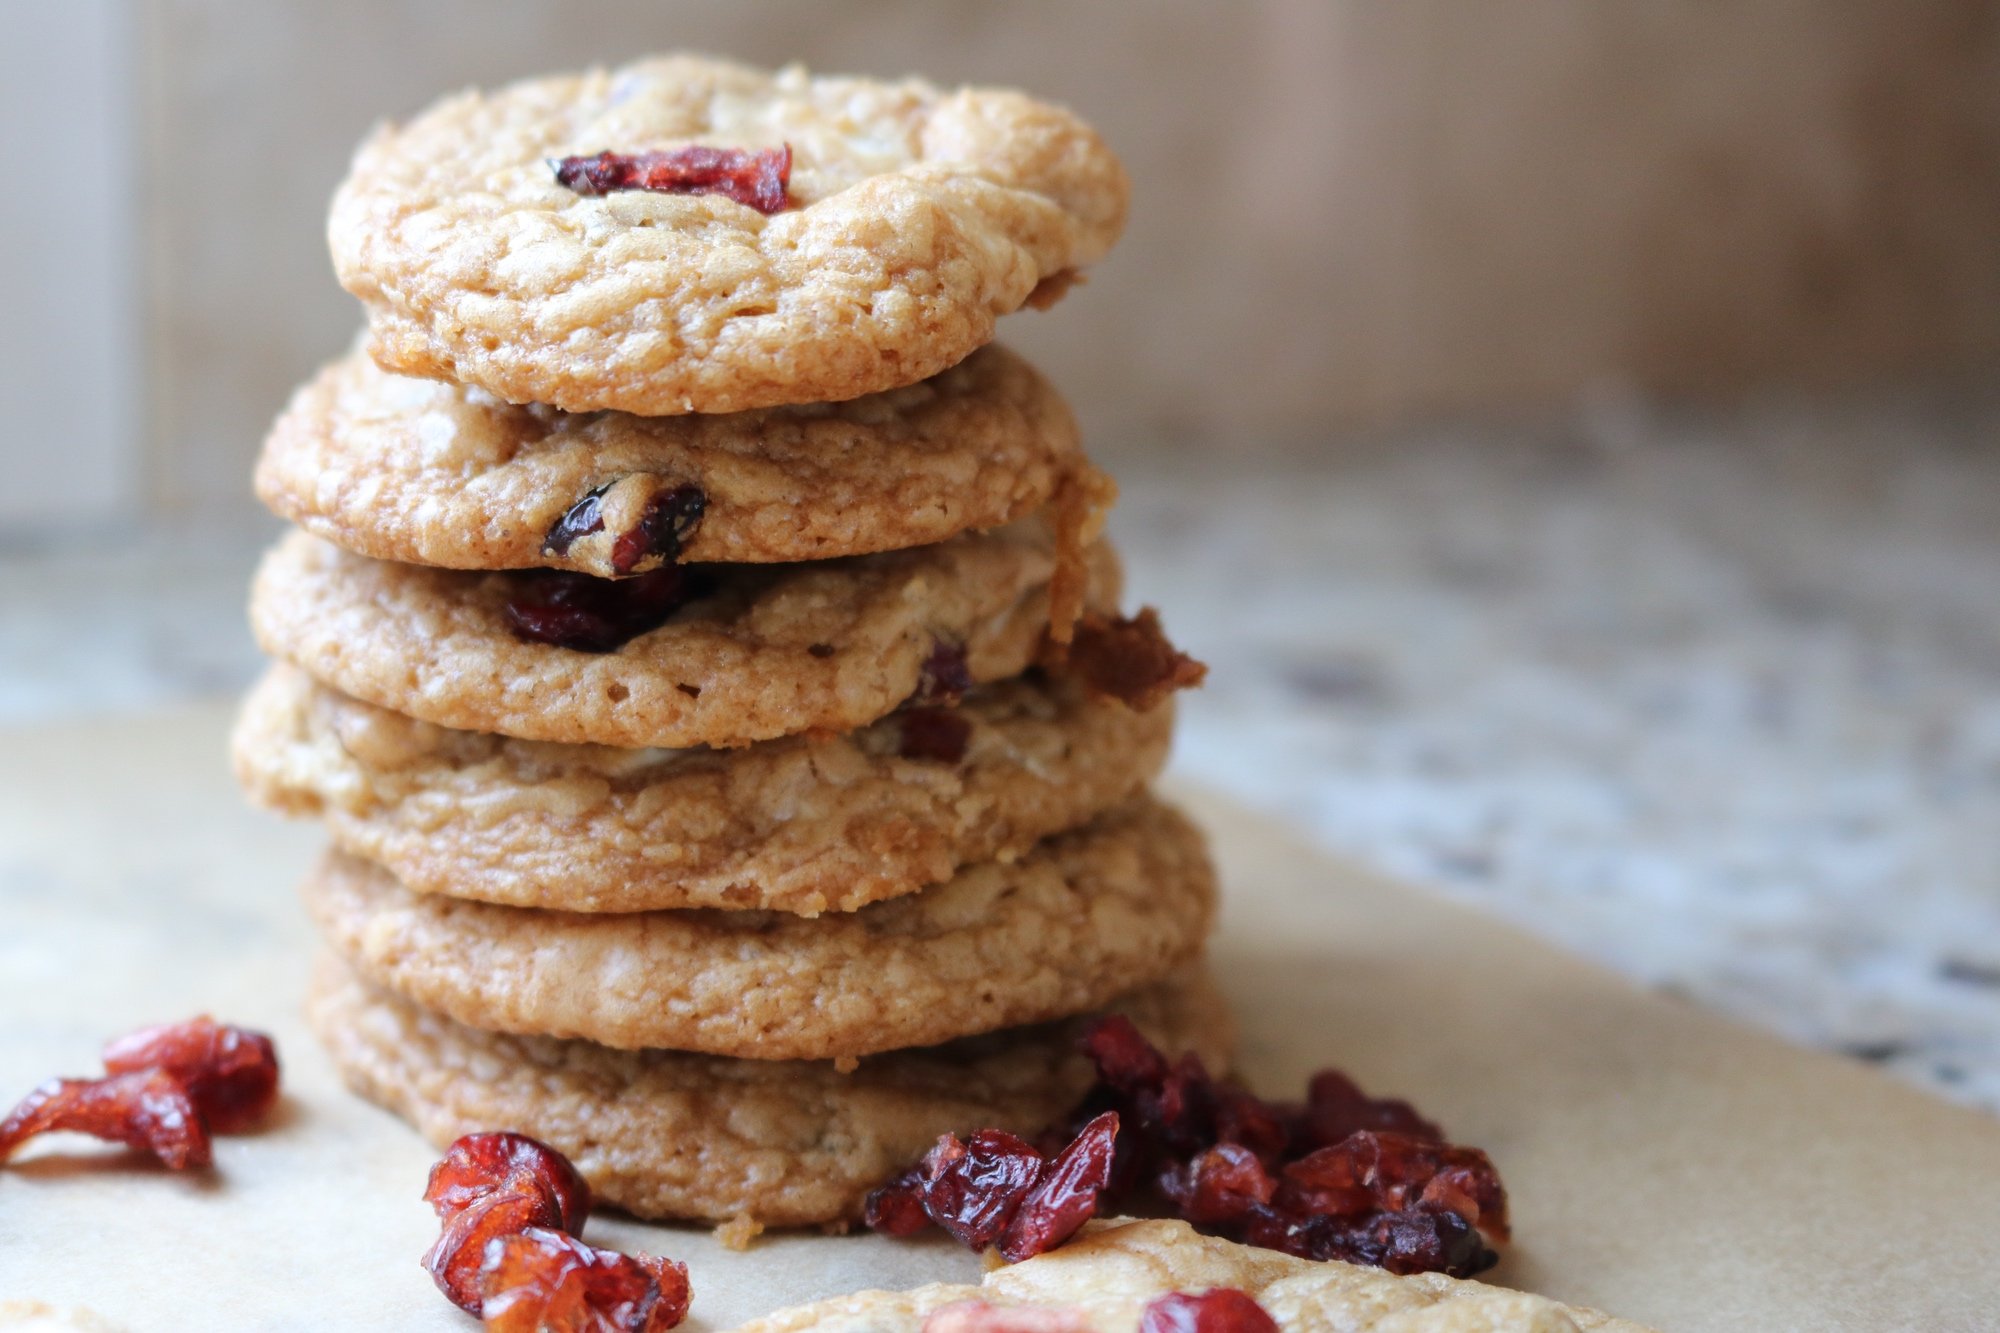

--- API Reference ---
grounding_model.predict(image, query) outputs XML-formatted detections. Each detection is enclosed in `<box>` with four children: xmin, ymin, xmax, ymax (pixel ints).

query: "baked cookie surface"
<box><xmin>306</xmin><ymin>956</ymin><xmax>1231</xmax><ymax>1226</ymax></box>
<box><xmin>233</xmin><ymin>664</ymin><xmax>1171</xmax><ymax>915</ymax></box>
<box><xmin>257</xmin><ymin>343</ymin><xmax>1090</xmax><ymax>574</ymax></box>
<box><xmin>330</xmin><ymin>56</ymin><xmax>1128</xmax><ymax>414</ymax></box>
<box><xmin>732</xmin><ymin>1219</ymin><xmax>1656</xmax><ymax>1332</ymax></box>
<box><xmin>248</xmin><ymin>516</ymin><xmax>1118</xmax><ymax>749</ymax></box>
<box><xmin>302</xmin><ymin>795</ymin><xmax>1214</xmax><ymax>1059</ymax></box>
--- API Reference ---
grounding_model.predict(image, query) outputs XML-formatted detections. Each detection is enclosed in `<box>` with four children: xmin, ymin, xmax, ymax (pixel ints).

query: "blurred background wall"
<box><xmin>3</xmin><ymin>0</ymin><xmax>1996</xmax><ymax>531</ymax></box>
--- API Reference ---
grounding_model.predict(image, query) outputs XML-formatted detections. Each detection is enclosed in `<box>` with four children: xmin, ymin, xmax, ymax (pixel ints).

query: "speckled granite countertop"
<box><xmin>4</xmin><ymin>392</ymin><xmax>1996</xmax><ymax>1111</ymax></box>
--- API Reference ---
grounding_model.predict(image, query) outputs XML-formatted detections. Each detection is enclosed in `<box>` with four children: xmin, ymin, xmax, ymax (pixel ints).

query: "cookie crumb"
<box><xmin>714</xmin><ymin>1213</ymin><xmax>765</xmax><ymax>1251</ymax></box>
<box><xmin>833</xmin><ymin>1055</ymin><xmax>861</xmax><ymax>1075</ymax></box>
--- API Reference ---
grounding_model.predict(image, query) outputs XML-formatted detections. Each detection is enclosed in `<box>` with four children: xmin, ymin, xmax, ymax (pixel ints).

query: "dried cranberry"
<box><xmin>425</xmin><ymin>1131</ymin><xmax>592</xmax><ymax>1232</ymax></box>
<box><xmin>1297</xmin><ymin>1070</ymin><xmax>1441</xmax><ymax>1149</ymax></box>
<box><xmin>101</xmin><ymin>1016</ymin><xmax>279</xmax><ymax>1134</ymax></box>
<box><xmin>422</xmin><ymin>1132</ymin><xmax>597</xmax><ymax>1314</ymax></box>
<box><xmin>553</xmin><ymin>145</ymin><xmax>792</xmax><ymax>214</ymax></box>
<box><xmin>544</xmin><ymin>487</ymin><xmax>608</xmax><ymax>558</ymax></box>
<box><xmin>1307</xmin><ymin>1207</ymin><xmax>1495</xmax><ymax>1277</ymax></box>
<box><xmin>1137</xmin><ymin>1289</ymin><xmax>1281</xmax><ymax>1333</ymax></box>
<box><xmin>919</xmin><ymin>1129</ymin><xmax>1046</xmax><ymax>1250</ymax></box>
<box><xmin>997</xmin><ymin>1111</ymin><xmax>1118</xmax><ymax>1262</ymax></box>
<box><xmin>1064</xmin><ymin>609</ymin><xmax>1206</xmax><ymax>710</ymax></box>
<box><xmin>922</xmin><ymin>1304</ymin><xmax>1091</xmax><ymax>1333</ymax></box>
<box><xmin>608</xmin><ymin>486</ymin><xmax>705</xmax><ymax>575</ymax></box>
<box><xmin>897</xmin><ymin>706</ymin><xmax>972</xmax><ymax>763</ymax></box>
<box><xmin>479</xmin><ymin>1227</ymin><xmax>690</xmax><ymax>1332</ymax></box>
<box><xmin>426</xmin><ymin>1187</ymin><xmax>566</xmax><ymax>1315</ymax></box>
<box><xmin>1277</xmin><ymin>1132</ymin><xmax>1506</xmax><ymax>1240</ymax></box>
<box><xmin>1159</xmin><ymin>1144</ymin><xmax>1274</xmax><ymax>1225</ymax></box>
<box><xmin>0</xmin><ymin>1070</ymin><xmax>210</xmax><ymax>1170</ymax></box>
<box><xmin>913</xmin><ymin>640</ymin><xmax>973</xmax><ymax>705</ymax></box>
<box><xmin>862</xmin><ymin>1167</ymin><xmax>931</xmax><ymax>1237</ymax></box>
<box><xmin>503</xmin><ymin>566</ymin><xmax>695</xmax><ymax>652</ymax></box>
<box><xmin>1078</xmin><ymin>1014</ymin><xmax>1171</xmax><ymax>1094</ymax></box>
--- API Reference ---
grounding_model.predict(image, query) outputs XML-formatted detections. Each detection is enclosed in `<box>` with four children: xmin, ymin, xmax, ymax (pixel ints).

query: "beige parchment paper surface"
<box><xmin>0</xmin><ymin>704</ymin><xmax>1996</xmax><ymax>1331</ymax></box>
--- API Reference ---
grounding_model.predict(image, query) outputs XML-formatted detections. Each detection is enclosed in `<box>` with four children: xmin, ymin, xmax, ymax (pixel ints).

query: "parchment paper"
<box><xmin>0</xmin><ymin>704</ymin><xmax>1995</xmax><ymax>1331</ymax></box>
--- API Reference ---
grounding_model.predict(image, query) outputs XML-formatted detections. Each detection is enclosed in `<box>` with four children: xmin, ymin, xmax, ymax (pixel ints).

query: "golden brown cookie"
<box><xmin>256</xmin><ymin>343</ymin><xmax>1095</xmax><ymax>575</ymax></box>
<box><xmin>301</xmin><ymin>795</ymin><xmax>1215</xmax><ymax>1060</ymax></box>
<box><xmin>306</xmin><ymin>956</ymin><xmax>1232</xmax><ymax>1227</ymax></box>
<box><xmin>232</xmin><ymin>664</ymin><xmax>1171</xmax><ymax>915</ymax></box>
<box><xmin>330</xmin><ymin>56</ymin><xmax>1128</xmax><ymax>414</ymax></box>
<box><xmin>731</xmin><ymin>1219</ymin><xmax>1657</xmax><ymax>1332</ymax></box>
<box><xmin>247</xmin><ymin>516</ymin><xmax>1119</xmax><ymax>749</ymax></box>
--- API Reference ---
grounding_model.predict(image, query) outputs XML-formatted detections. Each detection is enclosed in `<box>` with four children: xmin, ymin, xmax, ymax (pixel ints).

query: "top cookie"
<box><xmin>330</xmin><ymin>55</ymin><xmax>1129</xmax><ymax>414</ymax></box>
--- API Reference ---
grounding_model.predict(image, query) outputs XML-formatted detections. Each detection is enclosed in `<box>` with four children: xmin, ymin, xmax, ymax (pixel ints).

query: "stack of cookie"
<box><xmin>233</xmin><ymin>56</ymin><xmax>1228</xmax><ymax>1229</ymax></box>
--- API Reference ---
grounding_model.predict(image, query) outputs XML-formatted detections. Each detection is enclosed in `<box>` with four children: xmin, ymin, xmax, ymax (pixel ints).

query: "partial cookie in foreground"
<box><xmin>307</xmin><ymin>956</ymin><xmax>1231</xmax><ymax>1226</ymax></box>
<box><xmin>732</xmin><ymin>1218</ymin><xmax>1657</xmax><ymax>1333</ymax></box>
<box><xmin>248</xmin><ymin>515</ymin><xmax>1118</xmax><ymax>749</ymax></box>
<box><xmin>332</xmin><ymin>55</ymin><xmax>1128</xmax><ymax>415</ymax></box>
<box><xmin>233</xmin><ymin>664</ymin><xmax>1170</xmax><ymax>915</ymax></box>
<box><xmin>257</xmin><ymin>343</ymin><xmax>1094</xmax><ymax>575</ymax></box>
<box><xmin>304</xmin><ymin>796</ymin><xmax>1214</xmax><ymax>1059</ymax></box>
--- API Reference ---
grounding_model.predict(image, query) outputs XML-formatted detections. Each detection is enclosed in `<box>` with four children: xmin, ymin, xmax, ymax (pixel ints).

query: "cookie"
<box><xmin>256</xmin><ymin>342</ymin><xmax>1098</xmax><ymax>575</ymax></box>
<box><xmin>233</xmin><ymin>664</ymin><xmax>1171</xmax><ymax>915</ymax></box>
<box><xmin>306</xmin><ymin>955</ymin><xmax>1231</xmax><ymax>1226</ymax></box>
<box><xmin>302</xmin><ymin>795</ymin><xmax>1215</xmax><ymax>1060</ymax></box>
<box><xmin>248</xmin><ymin>515</ymin><xmax>1119</xmax><ymax>749</ymax></box>
<box><xmin>330</xmin><ymin>56</ymin><xmax>1129</xmax><ymax>415</ymax></box>
<box><xmin>733</xmin><ymin>1219</ymin><xmax>1656</xmax><ymax>1333</ymax></box>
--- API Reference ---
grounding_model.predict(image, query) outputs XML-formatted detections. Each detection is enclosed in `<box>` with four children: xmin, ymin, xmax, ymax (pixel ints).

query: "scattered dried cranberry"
<box><xmin>919</xmin><ymin>1129</ymin><xmax>1046</xmax><ymax>1250</ymax></box>
<box><xmin>425</xmin><ymin>1130</ymin><xmax>592</xmax><ymax>1232</ymax></box>
<box><xmin>423</xmin><ymin>1132</ymin><xmax>595</xmax><ymax>1314</ymax></box>
<box><xmin>997</xmin><ymin>1112</ymin><xmax>1119</xmax><ymax>1262</ymax></box>
<box><xmin>101</xmin><ymin>1016</ymin><xmax>279</xmax><ymax>1133</ymax></box>
<box><xmin>1137</xmin><ymin>1289</ymin><xmax>1281</xmax><ymax>1333</ymax></box>
<box><xmin>1063</xmin><ymin>609</ymin><xmax>1206</xmax><ymax>711</ymax></box>
<box><xmin>922</xmin><ymin>1304</ymin><xmax>1091</xmax><ymax>1333</ymax></box>
<box><xmin>553</xmin><ymin>145</ymin><xmax>792</xmax><ymax>214</ymax></box>
<box><xmin>504</xmin><ymin>566</ymin><xmax>696</xmax><ymax>652</ymax></box>
<box><xmin>0</xmin><ymin>1070</ymin><xmax>210</xmax><ymax>1170</ymax></box>
<box><xmin>0</xmin><ymin>1016</ymin><xmax>281</xmax><ymax>1171</ymax></box>
<box><xmin>897</xmin><ymin>706</ymin><xmax>972</xmax><ymax>763</ymax></box>
<box><xmin>1068</xmin><ymin>1018</ymin><xmax>1507</xmax><ymax>1278</ymax></box>
<box><xmin>479</xmin><ymin>1227</ymin><xmax>690</xmax><ymax>1332</ymax></box>
<box><xmin>913</xmin><ymin>640</ymin><xmax>973</xmax><ymax>705</ymax></box>
<box><xmin>865</xmin><ymin>1113</ymin><xmax>1119</xmax><ymax>1262</ymax></box>
<box><xmin>870</xmin><ymin>1018</ymin><xmax>1506</xmax><ymax>1277</ymax></box>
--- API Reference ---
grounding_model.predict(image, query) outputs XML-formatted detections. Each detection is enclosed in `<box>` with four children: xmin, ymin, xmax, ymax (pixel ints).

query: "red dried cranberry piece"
<box><xmin>426</xmin><ymin>1187</ymin><xmax>564</xmax><ymax>1315</ymax></box>
<box><xmin>919</xmin><ymin>1129</ymin><xmax>1046</xmax><ymax>1250</ymax></box>
<box><xmin>897</xmin><ymin>706</ymin><xmax>972</xmax><ymax>763</ymax></box>
<box><xmin>553</xmin><ymin>145</ymin><xmax>792</xmax><ymax>214</ymax></box>
<box><xmin>1137</xmin><ymin>1289</ymin><xmax>1281</xmax><ymax>1333</ymax></box>
<box><xmin>425</xmin><ymin>1131</ymin><xmax>592</xmax><ymax>1232</ymax></box>
<box><xmin>1278</xmin><ymin>1131</ymin><xmax>1505</xmax><ymax>1237</ymax></box>
<box><xmin>1078</xmin><ymin>1014</ymin><xmax>1171</xmax><ymax>1093</ymax></box>
<box><xmin>862</xmin><ymin>1167</ymin><xmax>931</xmax><ymax>1237</ymax></box>
<box><xmin>922</xmin><ymin>1303</ymin><xmax>1092</xmax><ymax>1333</ymax></box>
<box><xmin>913</xmin><ymin>640</ymin><xmax>973</xmax><ymax>705</ymax></box>
<box><xmin>608</xmin><ymin>485</ymin><xmax>705</xmax><ymax>575</ymax></box>
<box><xmin>479</xmin><ymin>1227</ymin><xmax>690</xmax><ymax>1332</ymax></box>
<box><xmin>997</xmin><ymin>1111</ymin><xmax>1119</xmax><ymax>1262</ymax></box>
<box><xmin>544</xmin><ymin>487</ymin><xmax>608</xmax><ymax>558</ymax></box>
<box><xmin>1159</xmin><ymin>1144</ymin><xmax>1274</xmax><ymax>1225</ymax></box>
<box><xmin>1210</xmin><ymin>1085</ymin><xmax>1291</xmax><ymax>1165</ymax></box>
<box><xmin>1314</xmin><ymin>1207</ymin><xmax>1496</xmax><ymax>1278</ymax></box>
<box><xmin>0</xmin><ymin>1070</ymin><xmax>210</xmax><ymax>1170</ymax></box>
<box><xmin>1298</xmin><ymin>1070</ymin><xmax>1441</xmax><ymax>1148</ymax></box>
<box><xmin>504</xmin><ymin>566</ymin><xmax>694</xmax><ymax>652</ymax></box>
<box><xmin>1064</xmin><ymin>609</ymin><xmax>1206</xmax><ymax>711</ymax></box>
<box><xmin>101</xmin><ymin>1016</ymin><xmax>279</xmax><ymax>1134</ymax></box>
